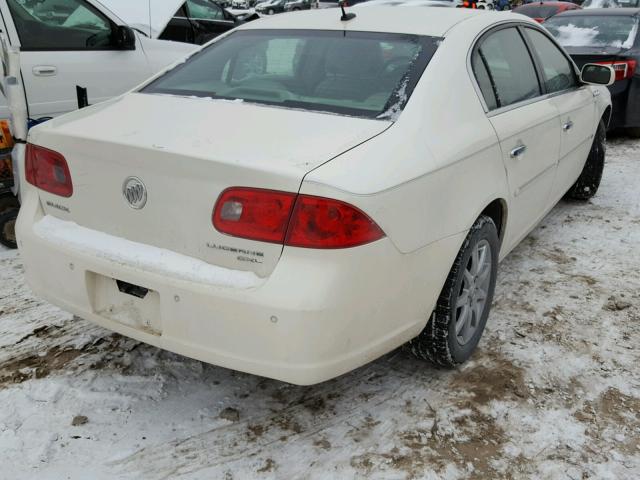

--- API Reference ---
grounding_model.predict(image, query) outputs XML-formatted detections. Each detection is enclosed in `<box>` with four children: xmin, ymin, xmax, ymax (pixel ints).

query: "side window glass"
<box><xmin>525</xmin><ymin>28</ymin><xmax>577</xmax><ymax>94</ymax></box>
<box><xmin>477</xmin><ymin>27</ymin><xmax>541</xmax><ymax>108</ymax></box>
<box><xmin>7</xmin><ymin>0</ymin><xmax>114</xmax><ymax>50</ymax></box>
<box><xmin>471</xmin><ymin>51</ymin><xmax>498</xmax><ymax>110</ymax></box>
<box><xmin>186</xmin><ymin>0</ymin><xmax>223</xmax><ymax>20</ymax></box>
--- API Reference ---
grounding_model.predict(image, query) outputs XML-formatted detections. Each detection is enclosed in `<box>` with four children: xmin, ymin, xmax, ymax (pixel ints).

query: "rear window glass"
<box><xmin>545</xmin><ymin>15</ymin><xmax>639</xmax><ymax>49</ymax></box>
<box><xmin>515</xmin><ymin>5</ymin><xmax>561</xmax><ymax>19</ymax></box>
<box><xmin>142</xmin><ymin>30</ymin><xmax>439</xmax><ymax>119</ymax></box>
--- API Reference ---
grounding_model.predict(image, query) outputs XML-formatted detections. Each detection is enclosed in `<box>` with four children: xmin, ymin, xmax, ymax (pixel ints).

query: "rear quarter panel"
<box><xmin>302</xmin><ymin>20</ymin><xmax>510</xmax><ymax>255</ymax></box>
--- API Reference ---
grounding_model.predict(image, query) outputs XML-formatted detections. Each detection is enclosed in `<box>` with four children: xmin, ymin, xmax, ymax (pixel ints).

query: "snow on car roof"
<box><xmin>238</xmin><ymin>7</ymin><xmax>490</xmax><ymax>37</ymax></box>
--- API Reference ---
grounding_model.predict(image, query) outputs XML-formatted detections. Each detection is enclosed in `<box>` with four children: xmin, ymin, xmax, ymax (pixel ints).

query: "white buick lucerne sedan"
<box><xmin>16</xmin><ymin>8</ymin><xmax>614</xmax><ymax>385</ymax></box>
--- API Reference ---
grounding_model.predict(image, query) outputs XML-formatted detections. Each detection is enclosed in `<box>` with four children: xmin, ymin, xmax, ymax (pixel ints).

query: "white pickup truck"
<box><xmin>0</xmin><ymin>0</ymin><xmax>201</xmax><ymax>120</ymax></box>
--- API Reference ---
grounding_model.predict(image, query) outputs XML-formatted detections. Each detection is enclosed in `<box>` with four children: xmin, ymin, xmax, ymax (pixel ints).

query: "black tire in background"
<box><xmin>566</xmin><ymin>119</ymin><xmax>606</xmax><ymax>201</ymax></box>
<box><xmin>409</xmin><ymin>215</ymin><xmax>499</xmax><ymax>367</ymax></box>
<box><xmin>0</xmin><ymin>207</ymin><xmax>18</xmax><ymax>249</ymax></box>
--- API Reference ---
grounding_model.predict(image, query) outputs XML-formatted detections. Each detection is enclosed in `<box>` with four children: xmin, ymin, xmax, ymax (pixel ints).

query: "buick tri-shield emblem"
<box><xmin>122</xmin><ymin>177</ymin><xmax>147</xmax><ymax>209</ymax></box>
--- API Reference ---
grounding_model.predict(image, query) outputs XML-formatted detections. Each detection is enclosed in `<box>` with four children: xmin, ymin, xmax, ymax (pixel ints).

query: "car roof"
<box><xmin>553</xmin><ymin>7</ymin><xmax>640</xmax><ymax>15</ymax></box>
<box><xmin>238</xmin><ymin>7</ymin><xmax>526</xmax><ymax>37</ymax></box>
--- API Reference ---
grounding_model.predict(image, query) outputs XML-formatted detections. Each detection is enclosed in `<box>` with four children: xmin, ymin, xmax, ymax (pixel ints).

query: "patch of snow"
<box><xmin>32</xmin><ymin>215</ymin><xmax>262</xmax><ymax>289</ymax></box>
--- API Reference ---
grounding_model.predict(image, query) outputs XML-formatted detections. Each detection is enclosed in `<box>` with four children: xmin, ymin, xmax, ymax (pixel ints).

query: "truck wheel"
<box><xmin>409</xmin><ymin>215</ymin><xmax>499</xmax><ymax>367</ymax></box>
<box><xmin>566</xmin><ymin>119</ymin><xmax>605</xmax><ymax>201</ymax></box>
<box><xmin>0</xmin><ymin>207</ymin><xmax>18</xmax><ymax>249</ymax></box>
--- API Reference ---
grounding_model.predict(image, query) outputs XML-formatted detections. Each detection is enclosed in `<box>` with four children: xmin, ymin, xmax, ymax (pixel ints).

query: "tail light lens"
<box><xmin>596</xmin><ymin>59</ymin><xmax>637</xmax><ymax>82</ymax></box>
<box><xmin>285</xmin><ymin>195</ymin><xmax>385</xmax><ymax>248</ymax></box>
<box><xmin>25</xmin><ymin>144</ymin><xmax>73</xmax><ymax>197</ymax></box>
<box><xmin>213</xmin><ymin>187</ymin><xmax>297</xmax><ymax>243</ymax></box>
<box><xmin>212</xmin><ymin>187</ymin><xmax>385</xmax><ymax>249</ymax></box>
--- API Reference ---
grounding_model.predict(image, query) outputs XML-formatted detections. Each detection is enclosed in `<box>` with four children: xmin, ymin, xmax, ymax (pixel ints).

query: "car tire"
<box><xmin>0</xmin><ymin>207</ymin><xmax>18</xmax><ymax>249</ymax></box>
<box><xmin>566</xmin><ymin>119</ymin><xmax>605</xmax><ymax>201</ymax></box>
<box><xmin>0</xmin><ymin>192</ymin><xmax>19</xmax><ymax>215</ymax></box>
<box><xmin>409</xmin><ymin>215</ymin><xmax>499</xmax><ymax>368</ymax></box>
<box><xmin>625</xmin><ymin>126</ymin><xmax>640</xmax><ymax>138</ymax></box>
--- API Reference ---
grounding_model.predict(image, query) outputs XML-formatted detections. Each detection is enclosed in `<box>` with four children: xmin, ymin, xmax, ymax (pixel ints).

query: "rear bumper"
<box><xmin>16</xmin><ymin>192</ymin><xmax>463</xmax><ymax>384</ymax></box>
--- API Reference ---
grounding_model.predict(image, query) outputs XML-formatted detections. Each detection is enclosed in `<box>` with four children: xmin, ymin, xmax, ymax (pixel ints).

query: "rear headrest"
<box><xmin>324</xmin><ymin>40</ymin><xmax>383</xmax><ymax>77</ymax></box>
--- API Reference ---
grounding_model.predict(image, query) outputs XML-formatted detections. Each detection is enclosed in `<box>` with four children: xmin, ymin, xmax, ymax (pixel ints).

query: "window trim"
<box><xmin>469</xmin><ymin>23</ymin><xmax>543</xmax><ymax>114</ymax></box>
<box><xmin>468</xmin><ymin>21</ymin><xmax>584</xmax><ymax>117</ymax></box>
<box><xmin>7</xmin><ymin>0</ymin><xmax>129</xmax><ymax>52</ymax></box>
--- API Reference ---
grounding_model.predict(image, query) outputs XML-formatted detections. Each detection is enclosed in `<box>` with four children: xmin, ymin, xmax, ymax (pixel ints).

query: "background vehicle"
<box><xmin>0</xmin><ymin>0</ymin><xmax>197</xmax><ymax>120</ymax></box>
<box><xmin>17</xmin><ymin>8</ymin><xmax>613</xmax><ymax>385</ymax></box>
<box><xmin>256</xmin><ymin>0</ymin><xmax>288</xmax><ymax>13</ymax></box>
<box><xmin>284</xmin><ymin>0</ymin><xmax>312</xmax><ymax>11</ymax></box>
<box><xmin>158</xmin><ymin>0</ymin><xmax>257</xmax><ymax>44</ymax></box>
<box><xmin>457</xmin><ymin>0</ymin><xmax>495</xmax><ymax>10</ymax></box>
<box><xmin>545</xmin><ymin>8</ymin><xmax>640</xmax><ymax>135</ymax></box>
<box><xmin>581</xmin><ymin>0</ymin><xmax>622</xmax><ymax>7</ymax></box>
<box><xmin>512</xmin><ymin>1</ymin><xmax>580</xmax><ymax>22</ymax></box>
<box><xmin>356</xmin><ymin>0</ymin><xmax>456</xmax><ymax>7</ymax></box>
<box><xmin>231</xmin><ymin>0</ymin><xmax>258</xmax><ymax>9</ymax></box>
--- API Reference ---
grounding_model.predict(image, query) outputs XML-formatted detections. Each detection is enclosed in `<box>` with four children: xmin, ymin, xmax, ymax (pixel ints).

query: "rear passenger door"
<box><xmin>523</xmin><ymin>27</ymin><xmax>595</xmax><ymax>203</ymax></box>
<box><xmin>471</xmin><ymin>26</ymin><xmax>561</xmax><ymax>251</ymax></box>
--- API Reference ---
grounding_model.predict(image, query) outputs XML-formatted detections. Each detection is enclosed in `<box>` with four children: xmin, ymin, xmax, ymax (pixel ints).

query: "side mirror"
<box><xmin>115</xmin><ymin>25</ymin><xmax>136</xmax><ymax>51</ymax></box>
<box><xmin>580</xmin><ymin>63</ymin><xmax>615</xmax><ymax>86</ymax></box>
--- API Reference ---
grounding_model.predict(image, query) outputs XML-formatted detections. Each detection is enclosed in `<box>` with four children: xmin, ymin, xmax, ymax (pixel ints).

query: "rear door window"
<box><xmin>524</xmin><ymin>28</ymin><xmax>577</xmax><ymax>94</ymax></box>
<box><xmin>7</xmin><ymin>0</ymin><xmax>115</xmax><ymax>50</ymax></box>
<box><xmin>473</xmin><ymin>27</ymin><xmax>541</xmax><ymax>109</ymax></box>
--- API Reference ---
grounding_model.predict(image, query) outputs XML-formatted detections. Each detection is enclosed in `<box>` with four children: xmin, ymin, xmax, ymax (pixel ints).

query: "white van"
<box><xmin>0</xmin><ymin>0</ymin><xmax>200</xmax><ymax>120</ymax></box>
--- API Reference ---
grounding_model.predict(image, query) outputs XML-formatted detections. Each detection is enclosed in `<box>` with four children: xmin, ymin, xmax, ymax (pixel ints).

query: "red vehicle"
<box><xmin>512</xmin><ymin>1</ymin><xmax>581</xmax><ymax>23</ymax></box>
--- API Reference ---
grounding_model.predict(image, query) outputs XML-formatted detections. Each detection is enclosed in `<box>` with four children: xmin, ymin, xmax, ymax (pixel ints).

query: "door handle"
<box><xmin>510</xmin><ymin>144</ymin><xmax>527</xmax><ymax>158</ymax></box>
<box><xmin>592</xmin><ymin>89</ymin><xmax>600</xmax><ymax>97</ymax></box>
<box><xmin>562</xmin><ymin>120</ymin><xmax>574</xmax><ymax>131</ymax></box>
<box><xmin>32</xmin><ymin>65</ymin><xmax>57</xmax><ymax>76</ymax></box>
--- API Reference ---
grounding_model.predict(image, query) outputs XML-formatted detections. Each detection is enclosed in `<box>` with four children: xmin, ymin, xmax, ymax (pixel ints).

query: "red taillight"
<box><xmin>213</xmin><ymin>187</ymin><xmax>297</xmax><ymax>243</ymax></box>
<box><xmin>25</xmin><ymin>144</ymin><xmax>73</xmax><ymax>197</ymax></box>
<box><xmin>596</xmin><ymin>59</ymin><xmax>637</xmax><ymax>82</ymax></box>
<box><xmin>212</xmin><ymin>187</ymin><xmax>385</xmax><ymax>249</ymax></box>
<box><xmin>285</xmin><ymin>195</ymin><xmax>385</xmax><ymax>249</ymax></box>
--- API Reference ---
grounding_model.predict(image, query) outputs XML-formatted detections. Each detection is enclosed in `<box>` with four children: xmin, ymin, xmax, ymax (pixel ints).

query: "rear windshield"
<box><xmin>544</xmin><ymin>15</ymin><xmax>639</xmax><ymax>48</ymax></box>
<box><xmin>515</xmin><ymin>5</ymin><xmax>562</xmax><ymax>18</ymax></box>
<box><xmin>142</xmin><ymin>30</ymin><xmax>439</xmax><ymax>119</ymax></box>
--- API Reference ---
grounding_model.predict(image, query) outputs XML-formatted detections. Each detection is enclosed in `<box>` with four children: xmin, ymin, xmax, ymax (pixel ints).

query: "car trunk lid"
<box><xmin>27</xmin><ymin>92</ymin><xmax>390</xmax><ymax>277</ymax></box>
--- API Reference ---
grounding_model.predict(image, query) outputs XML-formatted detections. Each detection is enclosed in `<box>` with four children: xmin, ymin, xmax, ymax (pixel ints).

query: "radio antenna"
<box><xmin>339</xmin><ymin>0</ymin><xmax>356</xmax><ymax>21</ymax></box>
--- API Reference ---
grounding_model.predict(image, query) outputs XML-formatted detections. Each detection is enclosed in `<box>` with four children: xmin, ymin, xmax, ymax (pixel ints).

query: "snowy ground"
<box><xmin>1</xmin><ymin>137</ymin><xmax>639</xmax><ymax>479</ymax></box>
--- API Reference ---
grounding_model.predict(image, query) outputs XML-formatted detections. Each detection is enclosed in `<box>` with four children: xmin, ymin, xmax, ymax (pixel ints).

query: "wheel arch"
<box><xmin>478</xmin><ymin>198</ymin><xmax>507</xmax><ymax>245</ymax></box>
<box><xmin>602</xmin><ymin>105</ymin><xmax>612</xmax><ymax>128</ymax></box>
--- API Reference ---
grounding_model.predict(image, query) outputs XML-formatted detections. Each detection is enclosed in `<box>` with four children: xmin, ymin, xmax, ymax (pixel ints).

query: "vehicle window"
<box><xmin>475</xmin><ymin>28</ymin><xmax>541</xmax><ymax>109</ymax></box>
<box><xmin>471</xmin><ymin>52</ymin><xmax>497</xmax><ymax>110</ymax></box>
<box><xmin>525</xmin><ymin>28</ymin><xmax>577</xmax><ymax>93</ymax></box>
<box><xmin>7</xmin><ymin>0</ymin><xmax>115</xmax><ymax>50</ymax></box>
<box><xmin>142</xmin><ymin>30</ymin><xmax>439</xmax><ymax>120</ymax></box>
<box><xmin>513</xmin><ymin>5</ymin><xmax>560</xmax><ymax>18</ymax></box>
<box><xmin>544</xmin><ymin>15</ymin><xmax>639</xmax><ymax>49</ymax></box>
<box><xmin>186</xmin><ymin>0</ymin><xmax>223</xmax><ymax>20</ymax></box>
